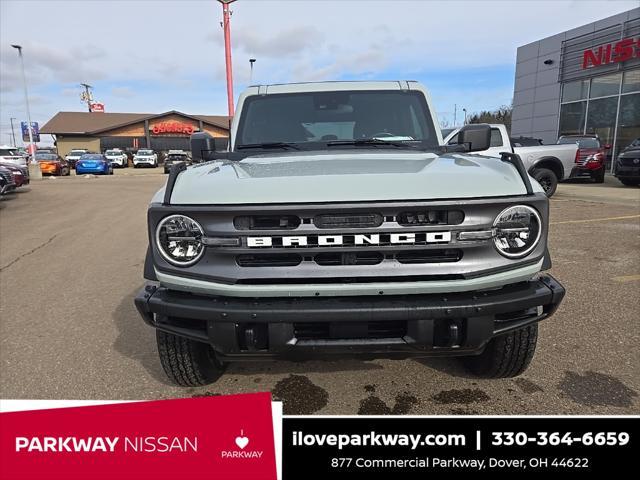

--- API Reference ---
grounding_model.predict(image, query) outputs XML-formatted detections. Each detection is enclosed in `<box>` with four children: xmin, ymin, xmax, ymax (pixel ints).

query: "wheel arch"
<box><xmin>528</xmin><ymin>156</ymin><xmax>564</xmax><ymax>181</ymax></box>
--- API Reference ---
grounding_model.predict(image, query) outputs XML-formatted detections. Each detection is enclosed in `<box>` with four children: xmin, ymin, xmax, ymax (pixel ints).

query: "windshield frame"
<box><xmin>233</xmin><ymin>90</ymin><xmax>440</xmax><ymax>152</ymax></box>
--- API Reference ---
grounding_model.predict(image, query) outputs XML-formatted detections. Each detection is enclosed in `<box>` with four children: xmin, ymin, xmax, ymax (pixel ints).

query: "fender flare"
<box><xmin>528</xmin><ymin>156</ymin><xmax>565</xmax><ymax>180</ymax></box>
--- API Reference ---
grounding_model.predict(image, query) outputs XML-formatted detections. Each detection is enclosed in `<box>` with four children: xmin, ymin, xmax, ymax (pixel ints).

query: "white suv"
<box><xmin>105</xmin><ymin>149</ymin><xmax>129</xmax><ymax>168</ymax></box>
<box><xmin>133</xmin><ymin>149</ymin><xmax>158</xmax><ymax>168</ymax></box>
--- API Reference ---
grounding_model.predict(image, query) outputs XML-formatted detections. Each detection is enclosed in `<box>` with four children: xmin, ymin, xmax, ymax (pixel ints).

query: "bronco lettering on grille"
<box><xmin>247</xmin><ymin>232</ymin><xmax>452</xmax><ymax>248</ymax></box>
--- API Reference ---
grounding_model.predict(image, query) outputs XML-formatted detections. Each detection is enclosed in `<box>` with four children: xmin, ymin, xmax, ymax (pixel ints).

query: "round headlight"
<box><xmin>155</xmin><ymin>215</ymin><xmax>205</xmax><ymax>266</ymax></box>
<box><xmin>492</xmin><ymin>205</ymin><xmax>542</xmax><ymax>258</ymax></box>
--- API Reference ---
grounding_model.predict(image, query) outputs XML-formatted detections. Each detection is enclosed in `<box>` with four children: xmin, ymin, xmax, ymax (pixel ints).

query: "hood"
<box><xmin>160</xmin><ymin>150</ymin><xmax>540</xmax><ymax>205</ymax></box>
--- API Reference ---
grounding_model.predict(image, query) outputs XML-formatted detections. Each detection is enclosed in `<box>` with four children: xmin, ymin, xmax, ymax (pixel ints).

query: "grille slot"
<box><xmin>234</xmin><ymin>215</ymin><xmax>300</xmax><ymax>230</ymax></box>
<box><xmin>314</xmin><ymin>213</ymin><xmax>383</xmax><ymax>229</ymax></box>
<box><xmin>315</xmin><ymin>252</ymin><xmax>384</xmax><ymax>266</ymax></box>
<box><xmin>395</xmin><ymin>249</ymin><xmax>462</xmax><ymax>264</ymax></box>
<box><xmin>397</xmin><ymin>210</ymin><xmax>464</xmax><ymax>226</ymax></box>
<box><xmin>236</xmin><ymin>254</ymin><xmax>302</xmax><ymax>267</ymax></box>
<box><xmin>294</xmin><ymin>321</ymin><xmax>407</xmax><ymax>340</ymax></box>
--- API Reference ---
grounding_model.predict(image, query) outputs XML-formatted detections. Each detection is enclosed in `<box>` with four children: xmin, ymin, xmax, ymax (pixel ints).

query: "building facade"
<box><xmin>512</xmin><ymin>8</ymin><xmax>640</xmax><ymax>170</ymax></box>
<box><xmin>40</xmin><ymin>111</ymin><xmax>230</xmax><ymax>158</ymax></box>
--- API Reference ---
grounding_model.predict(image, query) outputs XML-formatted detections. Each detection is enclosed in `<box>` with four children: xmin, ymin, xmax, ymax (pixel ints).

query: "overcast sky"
<box><xmin>1</xmin><ymin>0</ymin><xmax>638</xmax><ymax>146</ymax></box>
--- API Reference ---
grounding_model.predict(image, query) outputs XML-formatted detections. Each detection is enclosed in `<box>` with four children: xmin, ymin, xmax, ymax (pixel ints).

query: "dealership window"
<box><xmin>622</xmin><ymin>69</ymin><xmax>640</xmax><ymax>94</ymax></box>
<box><xmin>559</xmin><ymin>102</ymin><xmax>587</xmax><ymax>135</ymax></box>
<box><xmin>561</xmin><ymin>79</ymin><xmax>589</xmax><ymax>102</ymax></box>
<box><xmin>589</xmin><ymin>73</ymin><xmax>621</xmax><ymax>98</ymax></box>
<box><xmin>559</xmin><ymin>68</ymin><xmax>640</xmax><ymax>172</ymax></box>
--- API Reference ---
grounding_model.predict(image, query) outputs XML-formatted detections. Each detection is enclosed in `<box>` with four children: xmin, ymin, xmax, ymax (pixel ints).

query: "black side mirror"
<box><xmin>457</xmin><ymin>124</ymin><xmax>491</xmax><ymax>152</ymax></box>
<box><xmin>190</xmin><ymin>132</ymin><xmax>230</xmax><ymax>163</ymax></box>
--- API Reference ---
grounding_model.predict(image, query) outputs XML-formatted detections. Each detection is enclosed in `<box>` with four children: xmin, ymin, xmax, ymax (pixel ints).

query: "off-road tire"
<box><xmin>592</xmin><ymin>167</ymin><xmax>605</xmax><ymax>183</ymax></box>
<box><xmin>462</xmin><ymin>324</ymin><xmax>538</xmax><ymax>378</ymax></box>
<box><xmin>156</xmin><ymin>330</ymin><xmax>225</xmax><ymax>386</ymax></box>
<box><xmin>532</xmin><ymin>168</ymin><xmax>558</xmax><ymax>197</ymax></box>
<box><xmin>619</xmin><ymin>178</ymin><xmax>640</xmax><ymax>186</ymax></box>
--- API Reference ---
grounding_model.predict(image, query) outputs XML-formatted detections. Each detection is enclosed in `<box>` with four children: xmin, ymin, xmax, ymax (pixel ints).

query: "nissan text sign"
<box><xmin>582</xmin><ymin>36</ymin><xmax>640</xmax><ymax>69</ymax></box>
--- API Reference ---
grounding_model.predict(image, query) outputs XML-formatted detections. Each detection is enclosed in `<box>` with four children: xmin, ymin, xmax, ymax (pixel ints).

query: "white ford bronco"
<box><xmin>135</xmin><ymin>81</ymin><xmax>565</xmax><ymax>386</ymax></box>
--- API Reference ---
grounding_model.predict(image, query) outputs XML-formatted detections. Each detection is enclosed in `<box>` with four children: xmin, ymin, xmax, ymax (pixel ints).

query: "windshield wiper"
<box><xmin>326</xmin><ymin>139</ymin><xmax>419</xmax><ymax>149</ymax></box>
<box><xmin>236</xmin><ymin>142</ymin><xmax>300</xmax><ymax>150</ymax></box>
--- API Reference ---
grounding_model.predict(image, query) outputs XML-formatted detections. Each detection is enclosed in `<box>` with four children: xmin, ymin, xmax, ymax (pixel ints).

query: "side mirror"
<box><xmin>190</xmin><ymin>132</ymin><xmax>228</xmax><ymax>162</ymax></box>
<box><xmin>458</xmin><ymin>124</ymin><xmax>491</xmax><ymax>152</ymax></box>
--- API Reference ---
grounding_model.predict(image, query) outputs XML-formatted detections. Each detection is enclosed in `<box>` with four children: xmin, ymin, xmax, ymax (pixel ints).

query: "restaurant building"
<box><xmin>40</xmin><ymin>110</ymin><xmax>230</xmax><ymax>158</ymax></box>
<box><xmin>511</xmin><ymin>8</ymin><xmax>640</xmax><ymax>170</ymax></box>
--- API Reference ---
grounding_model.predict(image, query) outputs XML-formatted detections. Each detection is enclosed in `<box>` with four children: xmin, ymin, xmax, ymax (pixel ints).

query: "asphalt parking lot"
<box><xmin>1</xmin><ymin>170</ymin><xmax>638</xmax><ymax>415</ymax></box>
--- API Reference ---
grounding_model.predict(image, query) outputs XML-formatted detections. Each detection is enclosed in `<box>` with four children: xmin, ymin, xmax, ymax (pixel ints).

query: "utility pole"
<box><xmin>10</xmin><ymin>117</ymin><xmax>17</xmax><ymax>147</ymax></box>
<box><xmin>80</xmin><ymin>83</ymin><xmax>94</xmax><ymax>112</ymax></box>
<box><xmin>11</xmin><ymin>44</ymin><xmax>41</xmax><ymax>179</ymax></box>
<box><xmin>463</xmin><ymin>108</ymin><xmax>467</xmax><ymax>125</ymax></box>
<box><xmin>249</xmin><ymin>58</ymin><xmax>256</xmax><ymax>84</ymax></box>
<box><xmin>453</xmin><ymin>104</ymin><xmax>457</xmax><ymax>127</ymax></box>
<box><xmin>218</xmin><ymin>0</ymin><xmax>236</xmax><ymax>117</ymax></box>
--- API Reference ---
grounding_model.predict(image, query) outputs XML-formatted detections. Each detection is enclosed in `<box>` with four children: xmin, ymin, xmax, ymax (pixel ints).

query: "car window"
<box><xmin>490</xmin><ymin>128</ymin><xmax>503</xmax><ymax>147</ymax></box>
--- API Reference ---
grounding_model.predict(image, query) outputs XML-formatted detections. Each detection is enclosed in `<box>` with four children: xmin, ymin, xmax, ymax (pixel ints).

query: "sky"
<box><xmin>1</xmin><ymin>0</ymin><xmax>638</xmax><ymax>146</ymax></box>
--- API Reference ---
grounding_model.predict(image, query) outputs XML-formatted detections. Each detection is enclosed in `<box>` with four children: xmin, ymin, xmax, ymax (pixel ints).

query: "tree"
<box><xmin>467</xmin><ymin>105</ymin><xmax>512</xmax><ymax>131</ymax></box>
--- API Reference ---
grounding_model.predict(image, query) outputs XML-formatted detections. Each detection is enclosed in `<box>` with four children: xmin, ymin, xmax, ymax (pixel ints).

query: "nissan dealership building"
<box><xmin>511</xmin><ymin>7</ymin><xmax>639</xmax><ymax>171</ymax></box>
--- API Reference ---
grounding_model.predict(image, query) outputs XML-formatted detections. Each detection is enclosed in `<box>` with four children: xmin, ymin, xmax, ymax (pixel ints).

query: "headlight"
<box><xmin>155</xmin><ymin>215</ymin><xmax>205</xmax><ymax>266</ymax></box>
<box><xmin>492</xmin><ymin>205</ymin><xmax>542</xmax><ymax>258</ymax></box>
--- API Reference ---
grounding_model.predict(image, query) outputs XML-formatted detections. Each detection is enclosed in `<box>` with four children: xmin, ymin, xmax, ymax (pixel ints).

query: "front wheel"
<box><xmin>156</xmin><ymin>330</ymin><xmax>225</xmax><ymax>386</ymax></box>
<box><xmin>60</xmin><ymin>167</ymin><xmax>70</xmax><ymax>176</ymax></box>
<box><xmin>462</xmin><ymin>324</ymin><xmax>538</xmax><ymax>378</ymax></box>
<box><xmin>532</xmin><ymin>168</ymin><xmax>558</xmax><ymax>197</ymax></box>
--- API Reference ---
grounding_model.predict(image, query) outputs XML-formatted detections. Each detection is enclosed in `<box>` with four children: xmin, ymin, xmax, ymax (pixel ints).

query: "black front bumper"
<box><xmin>615</xmin><ymin>165</ymin><xmax>640</xmax><ymax>181</ymax></box>
<box><xmin>134</xmin><ymin>275</ymin><xmax>565</xmax><ymax>360</ymax></box>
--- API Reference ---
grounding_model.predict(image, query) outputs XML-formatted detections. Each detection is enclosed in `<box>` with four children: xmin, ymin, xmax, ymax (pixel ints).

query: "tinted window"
<box><xmin>562</xmin><ymin>80</ymin><xmax>589</xmax><ymax>102</ymax></box>
<box><xmin>589</xmin><ymin>73</ymin><xmax>621</xmax><ymax>98</ymax></box>
<box><xmin>622</xmin><ymin>70</ymin><xmax>640</xmax><ymax>94</ymax></box>
<box><xmin>490</xmin><ymin>128</ymin><xmax>503</xmax><ymax>147</ymax></box>
<box><xmin>237</xmin><ymin>90</ymin><xmax>439</xmax><ymax>149</ymax></box>
<box><xmin>558</xmin><ymin>102</ymin><xmax>586</xmax><ymax>136</ymax></box>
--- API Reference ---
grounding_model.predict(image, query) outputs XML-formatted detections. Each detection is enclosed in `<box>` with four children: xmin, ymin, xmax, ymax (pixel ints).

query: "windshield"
<box><xmin>558</xmin><ymin>137</ymin><xmax>600</xmax><ymax>149</ymax></box>
<box><xmin>167</xmin><ymin>155</ymin><xmax>187</xmax><ymax>161</ymax></box>
<box><xmin>105</xmin><ymin>150</ymin><xmax>121</xmax><ymax>156</ymax></box>
<box><xmin>69</xmin><ymin>150</ymin><xmax>86</xmax><ymax>156</ymax></box>
<box><xmin>137</xmin><ymin>150</ymin><xmax>153</xmax><ymax>155</ymax></box>
<box><xmin>80</xmin><ymin>154</ymin><xmax>103</xmax><ymax>160</ymax></box>
<box><xmin>236</xmin><ymin>90</ymin><xmax>438</xmax><ymax>150</ymax></box>
<box><xmin>0</xmin><ymin>148</ymin><xmax>20</xmax><ymax>156</ymax></box>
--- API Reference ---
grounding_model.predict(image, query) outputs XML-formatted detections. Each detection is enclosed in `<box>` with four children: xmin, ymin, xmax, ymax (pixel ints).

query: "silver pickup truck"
<box><xmin>135</xmin><ymin>81</ymin><xmax>565</xmax><ymax>386</ymax></box>
<box><xmin>444</xmin><ymin>124</ymin><xmax>578</xmax><ymax>197</ymax></box>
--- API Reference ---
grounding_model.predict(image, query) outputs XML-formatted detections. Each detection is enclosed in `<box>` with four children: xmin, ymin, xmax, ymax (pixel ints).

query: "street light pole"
<box><xmin>217</xmin><ymin>0</ymin><xmax>236</xmax><ymax>117</ymax></box>
<box><xmin>10</xmin><ymin>117</ymin><xmax>17</xmax><ymax>147</ymax></box>
<box><xmin>11</xmin><ymin>44</ymin><xmax>41</xmax><ymax>179</ymax></box>
<box><xmin>462</xmin><ymin>108</ymin><xmax>467</xmax><ymax>125</ymax></box>
<box><xmin>249</xmin><ymin>58</ymin><xmax>256</xmax><ymax>84</ymax></box>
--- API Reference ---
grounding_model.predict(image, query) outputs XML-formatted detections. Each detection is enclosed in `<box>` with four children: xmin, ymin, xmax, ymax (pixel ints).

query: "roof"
<box><xmin>40</xmin><ymin>110</ymin><xmax>231</xmax><ymax>135</ymax></box>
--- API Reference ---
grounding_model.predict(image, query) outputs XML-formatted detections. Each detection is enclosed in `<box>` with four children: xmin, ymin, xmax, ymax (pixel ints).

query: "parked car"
<box><xmin>133</xmin><ymin>149</ymin><xmax>158</xmax><ymax>168</ymax></box>
<box><xmin>105</xmin><ymin>149</ymin><xmax>129</xmax><ymax>168</ymax></box>
<box><xmin>443</xmin><ymin>124</ymin><xmax>578</xmax><ymax>197</ymax></box>
<box><xmin>615</xmin><ymin>138</ymin><xmax>640</xmax><ymax>186</ymax></box>
<box><xmin>35</xmin><ymin>153</ymin><xmax>70</xmax><ymax>176</ymax></box>
<box><xmin>0</xmin><ymin>165</ymin><xmax>16</xmax><ymax>195</ymax></box>
<box><xmin>76</xmin><ymin>153</ymin><xmax>113</xmax><ymax>175</ymax></box>
<box><xmin>0</xmin><ymin>145</ymin><xmax>28</xmax><ymax>167</ymax></box>
<box><xmin>163</xmin><ymin>150</ymin><xmax>191</xmax><ymax>173</ymax></box>
<box><xmin>0</xmin><ymin>162</ymin><xmax>29</xmax><ymax>187</ymax></box>
<box><xmin>135</xmin><ymin>80</ymin><xmax>565</xmax><ymax>386</ymax></box>
<box><xmin>64</xmin><ymin>149</ymin><xmax>89</xmax><ymax>169</ymax></box>
<box><xmin>557</xmin><ymin>135</ymin><xmax>608</xmax><ymax>184</ymax></box>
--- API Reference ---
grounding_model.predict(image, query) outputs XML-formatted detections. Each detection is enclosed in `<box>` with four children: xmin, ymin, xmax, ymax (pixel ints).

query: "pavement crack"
<box><xmin>0</xmin><ymin>234</ymin><xmax>58</xmax><ymax>272</ymax></box>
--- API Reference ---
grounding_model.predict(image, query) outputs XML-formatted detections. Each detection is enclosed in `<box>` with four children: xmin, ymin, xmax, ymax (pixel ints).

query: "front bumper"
<box><xmin>615</xmin><ymin>165</ymin><xmax>640</xmax><ymax>180</ymax></box>
<box><xmin>570</xmin><ymin>164</ymin><xmax>602</xmax><ymax>177</ymax></box>
<box><xmin>134</xmin><ymin>274</ymin><xmax>565</xmax><ymax>360</ymax></box>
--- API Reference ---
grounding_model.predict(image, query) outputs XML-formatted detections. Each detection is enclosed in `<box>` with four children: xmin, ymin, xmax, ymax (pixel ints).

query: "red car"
<box><xmin>0</xmin><ymin>162</ymin><xmax>29</xmax><ymax>187</ymax></box>
<box><xmin>557</xmin><ymin>135</ymin><xmax>609</xmax><ymax>183</ymax></box>
<box><xmin>35</xmin><ymin>153</ymin><xmax>70</xmax><ymax>176</ymax></box>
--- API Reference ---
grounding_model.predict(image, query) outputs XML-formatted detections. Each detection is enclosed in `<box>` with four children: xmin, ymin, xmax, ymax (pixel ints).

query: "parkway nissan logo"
<box><xmin>247</xmin><ymin>232</ymin><xmax>452</xmax><ymax>248</ymax></box>
<box><xmin>220</xmin><ymin>430</ymin><xmax>263</xmax><ymax>459</ymax></box>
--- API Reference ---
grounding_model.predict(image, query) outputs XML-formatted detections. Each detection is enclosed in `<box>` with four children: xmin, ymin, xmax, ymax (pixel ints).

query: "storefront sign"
<box><xmin>152</xmin><ymin>122</ymin><xmax>195</xmax><ymax>135</ymax></box>
<box><xmin>90</xmin><ymin>103</ymin><xmax>105</xmax><ymax>113</ymax></box>
<box><xmin>582</xmin><ymin>36</ymin><xmax>640</xmax><ymax>69</ymax></box>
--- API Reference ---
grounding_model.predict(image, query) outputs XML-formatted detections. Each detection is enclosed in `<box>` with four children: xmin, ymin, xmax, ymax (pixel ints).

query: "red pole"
<box><xmin>221</xmin><ymin>1</ymin><xmax>235</xmax><ymax>117</ymax></box>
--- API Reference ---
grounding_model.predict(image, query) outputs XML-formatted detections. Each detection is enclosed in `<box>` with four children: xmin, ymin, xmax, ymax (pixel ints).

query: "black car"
<box><xmin>163</xmin><ymin>151</ymin><xmax>191</xmax><ymax>174</ymax></box>
<box><xmin>615</xmin><ymin>138</ymin><xmax>640</xmax><ymax>186</ymax></box>
<box><xmin>0</xmin><ymin>166</ymin><xmax>16</xmax><ymax>195</ymax></box>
